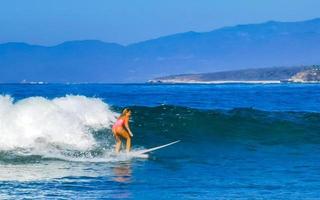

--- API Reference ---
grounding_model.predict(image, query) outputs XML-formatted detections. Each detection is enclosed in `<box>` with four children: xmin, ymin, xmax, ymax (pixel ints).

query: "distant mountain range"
<box><xmin>1</xmin><ymin>18</ymin><xmax>320</xmax><ymax>83</ymax></box>
<box><xmin>150</xmin><ymin>65</ymin><xmax>320</xmax><ymax>83</ymax></box>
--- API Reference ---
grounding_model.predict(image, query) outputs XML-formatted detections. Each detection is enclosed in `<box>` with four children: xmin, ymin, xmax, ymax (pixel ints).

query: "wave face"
<box><xmin>0</xmin><ymin>95</ymin><xmax>319</xmax><ymax>163</ymax></box>
<box><xmin>131</xmin><ymin>105</ymin><xmax>320</xmax><ymax>146</ymax></box>
<box><xmin>0</xmin><ymin>95</ymin><xmax>117</xmax><ymax>161</ymax></box>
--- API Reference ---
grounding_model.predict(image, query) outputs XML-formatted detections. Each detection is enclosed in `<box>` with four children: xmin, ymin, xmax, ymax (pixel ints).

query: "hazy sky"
<box><xmin>1</xmin><ymin>0</ymin><xmax>320</xmax><ymax>45</ymax></box>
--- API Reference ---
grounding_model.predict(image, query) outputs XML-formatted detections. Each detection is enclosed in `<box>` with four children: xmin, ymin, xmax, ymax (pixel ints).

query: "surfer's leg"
<box><xmin>117</xmin><ymin>129</ymin><xmax>131</xmax><ymax>153</ymax></box>
<box><xmin>115</xmin><ymin>135</ymin><xmax>122</xmax><ymax>153</ymax></box>
<box><xmin>126</xmin><ymin>137</ymin><xmax>131</xmax><ymax>153</ymax></box>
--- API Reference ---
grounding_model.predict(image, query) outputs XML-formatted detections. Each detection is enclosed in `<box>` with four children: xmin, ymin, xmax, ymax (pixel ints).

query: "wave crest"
<box><xmin>0</xmin><ymin>95</ymin><xmax>117</xmax><ymax>152</ymax></box>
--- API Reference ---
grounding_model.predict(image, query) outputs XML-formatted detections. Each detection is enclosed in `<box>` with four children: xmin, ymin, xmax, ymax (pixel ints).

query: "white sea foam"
<box><xmin>0</xmin><ymin>95</ymin><xmax>118</xmax><ymax>153</ymax></box>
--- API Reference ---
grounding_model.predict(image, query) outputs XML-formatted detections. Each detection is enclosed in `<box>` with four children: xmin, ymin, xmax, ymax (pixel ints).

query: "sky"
<box><xmin>0</xmin><ymin>0</ymin><xmax>320</xmax><ymax>46</ymax></box>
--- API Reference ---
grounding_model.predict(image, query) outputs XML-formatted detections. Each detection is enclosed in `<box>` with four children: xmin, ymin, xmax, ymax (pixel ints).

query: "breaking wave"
<box><xmin>0</xmin><ymin>95</ymin><xmax>118</xmax><ymax>162</ymax></box>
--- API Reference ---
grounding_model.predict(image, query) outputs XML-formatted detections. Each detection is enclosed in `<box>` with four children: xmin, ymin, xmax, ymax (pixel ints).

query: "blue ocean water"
<box><xmin>0</xmin><ymin>83</ymin><xmax>319</xmax><ymax>199</ymax></box>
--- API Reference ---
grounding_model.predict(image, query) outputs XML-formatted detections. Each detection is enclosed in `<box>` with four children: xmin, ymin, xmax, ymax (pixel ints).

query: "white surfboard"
<box><xmin>129</xmin><ymin>140</ymin><xmax>180</xmax><ymax>158</ymax></box>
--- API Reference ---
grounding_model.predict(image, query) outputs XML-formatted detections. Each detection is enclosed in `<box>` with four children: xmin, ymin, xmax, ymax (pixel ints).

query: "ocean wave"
<box><xmin>131</xmin><ymin>105</ymin><xmax>320</xmax><ymax>146</ymax></box>
<box><xmin>0</xmin><ymin>95</ymin><xmax>117</xmax><ymax>158</ymax></box>
<box><xmin>0</xmin><ymin>95</ymin><xmax>319</xmax><ymax>163</ymax></box>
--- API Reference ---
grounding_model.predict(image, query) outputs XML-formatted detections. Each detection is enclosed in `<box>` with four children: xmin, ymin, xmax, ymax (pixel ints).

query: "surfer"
<box><xmin>112</xmin><ymin>108</ymin><xmax>134</xmax><ymax>153</ymax></box>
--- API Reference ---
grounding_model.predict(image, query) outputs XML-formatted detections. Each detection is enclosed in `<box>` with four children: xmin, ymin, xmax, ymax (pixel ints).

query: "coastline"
<box><xmin>148</xmin><ymin>80</ymin><xmax>320</xmax><ymax>84</ymax></box>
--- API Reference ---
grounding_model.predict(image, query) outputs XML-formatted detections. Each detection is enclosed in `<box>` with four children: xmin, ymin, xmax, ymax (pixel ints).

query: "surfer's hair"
<box><xmin>120</xmin><ymin>108</ymin><xmax>131</xmax><ymax>117</ymax></box>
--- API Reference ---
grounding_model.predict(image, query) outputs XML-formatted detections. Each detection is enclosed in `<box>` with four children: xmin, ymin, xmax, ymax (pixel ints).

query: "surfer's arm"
<box><xmin>125</xmin><ymin>118</ymin><xmax>133</xmax><ymax>137</ymax></box>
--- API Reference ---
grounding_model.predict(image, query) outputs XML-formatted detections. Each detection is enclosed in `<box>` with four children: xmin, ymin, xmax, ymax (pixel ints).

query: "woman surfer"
<box><xmin>112</xmin><ymin>108</ymin><xmax>134</xmax><ymax>153</ymax></box>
